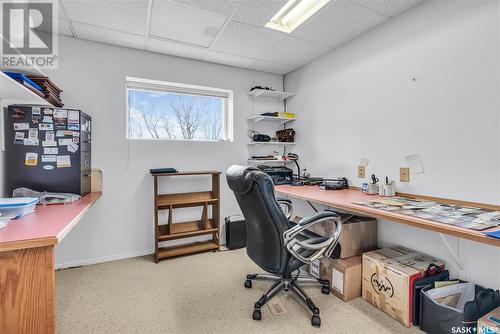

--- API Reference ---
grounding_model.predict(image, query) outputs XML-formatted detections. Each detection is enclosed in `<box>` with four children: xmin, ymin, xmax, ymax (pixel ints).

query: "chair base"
<box><xmin>244</xmin><ymin>272</ymin><xmax>330</xmax><ymax>327</ymax></box>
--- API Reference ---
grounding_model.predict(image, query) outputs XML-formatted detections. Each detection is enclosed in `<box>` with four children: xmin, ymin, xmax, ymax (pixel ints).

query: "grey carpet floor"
<box><xmin>56</xmin><ymin>248</ymin><xmax>424</xmax><ymax>334</ymax></box>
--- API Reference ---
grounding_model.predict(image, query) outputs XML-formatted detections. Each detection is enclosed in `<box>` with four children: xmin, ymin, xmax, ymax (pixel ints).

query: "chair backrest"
<box><xmin>226</xmin><ymin>165</ymin><xmax>290</xmax><ymax>275</ymax></box>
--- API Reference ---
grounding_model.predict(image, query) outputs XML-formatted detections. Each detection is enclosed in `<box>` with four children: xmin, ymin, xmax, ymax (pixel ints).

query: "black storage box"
<box><xmin>225</xmin><ymin>215</ymin><xmax>246</xmax><ymax>250</ymax></box>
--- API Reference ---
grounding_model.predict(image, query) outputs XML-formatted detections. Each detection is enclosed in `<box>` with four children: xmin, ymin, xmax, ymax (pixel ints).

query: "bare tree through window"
<box><xmin>128</xmin><ymin>89</ymin><xmax>224</xmax><ymax>141</ymax></box>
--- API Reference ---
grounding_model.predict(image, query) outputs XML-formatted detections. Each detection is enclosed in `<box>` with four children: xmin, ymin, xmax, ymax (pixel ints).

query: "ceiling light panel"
<box><xmin>265</xmin><ymin>0</ymin><xmax>330</xmax><ymax>33</ymax></box>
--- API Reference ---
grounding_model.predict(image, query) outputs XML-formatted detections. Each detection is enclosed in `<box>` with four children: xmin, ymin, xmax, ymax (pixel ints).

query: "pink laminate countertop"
<box><xmin>275</xmin><ymin>185</ymin><xmax>500</xmax><ymax>247</ymax></box>
<box><xmin>0</xmin><ymin>192</ymin><xmax>101</xmax><ymax>252</ymax></box>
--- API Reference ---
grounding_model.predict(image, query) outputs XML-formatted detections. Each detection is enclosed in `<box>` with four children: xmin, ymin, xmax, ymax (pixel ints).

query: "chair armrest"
<box><xmin>276</xmin><ymin>196</ymin><xmax>293</xmax><ymax>220</ymax></box>
<box><xmin>283</xmin><ymin>211</ymin><xmax>342</xmax><ymax>264</ymax></box>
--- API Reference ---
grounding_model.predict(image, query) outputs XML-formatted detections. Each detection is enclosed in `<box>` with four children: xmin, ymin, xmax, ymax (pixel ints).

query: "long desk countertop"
<box><xmin>0</xmin><ymin>192</ymin><xmax>102</xmax><ymax>252</ymax></box>
<box><xmin>275</xmin><ymin>185</ymin><xmax>500</xmax><ymax>247</ymax></box>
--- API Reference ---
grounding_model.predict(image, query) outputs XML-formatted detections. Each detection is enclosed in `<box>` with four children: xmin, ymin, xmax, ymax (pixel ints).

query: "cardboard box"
<box><xmin>306</xmin><ymin>215</ymin><xmax>377</xmax><ymax>259</ymax></box>
<box><xmin>320</xmin><ymin>256</ymin><xmax>362</xmax><ymax>301</ymax></box>
<box><xmin>478</xmin><ymin>306</ymin><xmax>500</xmax><ymax>334</ymax></box>
<box><xmin>362</xmin><ymin>246</ymin><xmax>445</xmax><ymax>327</ymax></box>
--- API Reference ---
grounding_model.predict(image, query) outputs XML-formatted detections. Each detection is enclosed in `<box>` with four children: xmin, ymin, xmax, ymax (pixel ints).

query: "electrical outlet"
<box><xmin>358</xmin><ymin>166</ymin><xmax>365</xmax><ymax>178</ymax></box>
<box><xmin>400</xmin><ymin>168</ymin><xmax>410</xmax><ymax>182</ymax></box>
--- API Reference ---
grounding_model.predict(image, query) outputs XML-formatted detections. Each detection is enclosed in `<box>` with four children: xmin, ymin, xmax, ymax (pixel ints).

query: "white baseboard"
<box><xmin>55</xmin><ymin>242</ymin><xmax>228</xmax><ymax>270</ymax></box>
<box><xmin>55</xmin><ymin>248</ymin><xmax>154</xmax><ymax>270</ymax></box>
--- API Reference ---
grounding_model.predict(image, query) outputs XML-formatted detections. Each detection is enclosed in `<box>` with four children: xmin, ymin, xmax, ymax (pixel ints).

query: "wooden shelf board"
<box><xmin>248</xmin><ymin>89</ymin><xmax>295</xmax><ymax>100</ymax></box>
<box><xmin>157</xmin><ymin>241</ymin><xmax>219</xmax><ymax>259</ymax></box>
<box><xmin>247</xmin><ymin>115</ymin><xmax>296</xmax><ymax>124</ymax></box>
<box><xmin>157</xmin><ymin>191</ymin><xmax>218</xmax><ymax>208</ymax></box>
<box><xmin>157</xmin><ymin>220</ymin><xmax>217</xmax><ymax>241</ymax></box>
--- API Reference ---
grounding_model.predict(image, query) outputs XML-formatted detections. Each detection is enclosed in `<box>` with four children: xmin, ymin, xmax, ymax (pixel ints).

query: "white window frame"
<box><xmin>125</xmin><ymin>76</ymin><xmax>234</xmax><ymax>142</ymax></box>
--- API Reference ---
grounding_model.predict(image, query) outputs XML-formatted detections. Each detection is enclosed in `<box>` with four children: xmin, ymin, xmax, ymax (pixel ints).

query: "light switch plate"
<box><xmin>400</xmin><ymin>168</ymin><xmax>410</xmax><ymax>182</ymax></box>
<box><xmin>358</xmin><ymin>166</ymin><xmax>365</xmax><ymax>178</ymax></box>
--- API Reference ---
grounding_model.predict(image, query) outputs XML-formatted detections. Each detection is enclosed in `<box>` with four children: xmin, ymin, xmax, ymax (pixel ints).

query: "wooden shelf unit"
<box><xmin>152</xmin><ymin>171</ymin><xmax>221</xmax><ymax>262</ymax></box>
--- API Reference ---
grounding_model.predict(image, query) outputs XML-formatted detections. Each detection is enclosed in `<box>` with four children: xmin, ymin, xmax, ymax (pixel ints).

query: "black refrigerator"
<box><xmin>4</xmin><ymin>104</ymin><xmax>91</xmax><ymax>196</ymax></box>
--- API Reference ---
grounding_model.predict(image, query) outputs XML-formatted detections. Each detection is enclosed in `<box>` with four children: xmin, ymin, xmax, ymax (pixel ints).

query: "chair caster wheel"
<box><xmin>311</xmin><ymin>315</ymin><xmax>321</xmax><ymax>327</ymax></box>
<box><xmin>244</xmin><ymin>280</ymin><xmax>252</xmax><ymax>288</ymax></box>
<box><xmin>321</xmin><ymin>285</ymin><xmax>330</xmax><ymax>294</ymax></box>
<box><xmin>252</xmin><ymin>309</ymin><xmax>262</xmax><ymax>320</ymax></box>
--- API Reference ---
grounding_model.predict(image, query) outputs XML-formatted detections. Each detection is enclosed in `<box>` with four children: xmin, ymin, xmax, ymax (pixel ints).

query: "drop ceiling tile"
<box><xmin>350</xmin><ymin>0</ymin><xmax>422</xmax><ymax>18</ymax></box>
<box><xmin>149</xmin><ymin>0</ymin><xmax>226</xmax><ymax>47</ymax></box>
<box><xmin>292</xmin><ymin>0</ymin><xmax>387</xmax><ymax>47</ymax></box>
<box><xmin>61</xmin><ymin>0</ymin><xmax>148</xmax><ymax>35</ymax></box>
<box><xmin>248</xmin><ymin>60</ymin><xmax>296</xmax><ymax>75</ymax></box>
<box><xmin>72</xmin><ymin>22</ymin><xmax>146</xmax><ymax>50</ymax></box>
<box><xmin>204</xmin><ymin>50</ymin><xmax>255</xmax><ymax>68</ymax></box>
<box><xmin>261</xmin><ymin>37</ymin><xmax>331</xmax><ymax>67</ymax></box>
<box><xmin>170</xmin><ymin>0</ymin><xmax>239</xmax><ymax>17</ymax></box>
<box><xmin>232</xmin><ymin>0</ymin><xmax>288</xmax><ymax>27</ymax></box>
<box><xmin>211</xmin><ymin>21</ymin><xmax>285</xmax><ymax>58</ymax></box>
<box><xmin>147</xmin><ymin>38</ymin><xmax>208</xmax><ymax>60</ymax></box>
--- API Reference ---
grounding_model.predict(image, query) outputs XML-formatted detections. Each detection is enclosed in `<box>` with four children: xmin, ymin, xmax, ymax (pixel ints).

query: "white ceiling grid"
<box><xmin>54</xmin><ymin>0</ymin><xmax>423</xmax><ymax>74</ymax></box>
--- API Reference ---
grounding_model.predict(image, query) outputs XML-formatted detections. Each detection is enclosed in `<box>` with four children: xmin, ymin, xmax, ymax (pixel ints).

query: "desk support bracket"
<box><xmin>307</xmin><ymin>201</ymin><xmax>319</xmax><ymax>213</ymax></box>
<box><xmin>438</xmin><ymin>233</ymin><xmax>464</xmax><ymax>271</ymax></box>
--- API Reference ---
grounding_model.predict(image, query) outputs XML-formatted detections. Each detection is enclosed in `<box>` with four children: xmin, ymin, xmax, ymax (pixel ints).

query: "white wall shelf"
<box><xmin>247</xmin><ymin>142</ymin><xmax>296</xmax><ymax>146</ymax></box>
<box><xmin>248</xmin><ymin>89</ymin><xmax>295</xmax><ymax>100</ymax></box>
<box><xmin>0</xmin><ymin>71</ymin><xmax>50</xmax><ymax>106</ymax></box>
<box><xmin>247</xmin><ymin>114</ymin><xmax>296</xmax><ymax>124</ymax></box>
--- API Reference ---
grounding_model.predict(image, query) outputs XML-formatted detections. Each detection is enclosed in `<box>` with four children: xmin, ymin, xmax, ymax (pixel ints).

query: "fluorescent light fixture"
<box><xmin>265</xmin><ymin>0</ymin><xmax>329</xmax><ymax>33</ymax></box>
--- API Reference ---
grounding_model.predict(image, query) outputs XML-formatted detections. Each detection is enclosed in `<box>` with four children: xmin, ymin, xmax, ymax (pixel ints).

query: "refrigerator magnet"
<box><xmin>25</xmin><ymin>153</ymin><xmax>38</xmax><ymax>166</ymax></box>
<box><xmin>14</xmin><ymin>132</ymin><xmax>25</xmax><ymax>144</ymax></box>
<box><xmin>43</xmin><ymin>108</ymin><xmax>53</xmax><ymax>115</ymax></box>
<box><xmin>23</xmin><ymin>138</ymin><xmax>39</xmax><ymax>146</ymax></box>
<box><xmin>42</xmin><ymin>155</ymin><xmax>57</xmax><ymax>163</ymax></box>
<box><xmin>14</xmin><ymin>123</ymin><xmax>29</xmax><ymax>130</ymax></box>
<box><xmin>39</xmin><ymin>123</ymin><xmax>54</xmax><ymax>131</ymax></box>
<box><xmin>44</xmin><ymin>147</ymin><xmax>58</xmax><ymax>154</ymax></box>
<box><xmin>56</xmin><ymin>155</ymin><xmax>71</xmax><ymax>168</ymax></box>
<box><xmin>43</xmin><ymin>165</ymin><xmax>55</xmax><ymax>170</ymax></box>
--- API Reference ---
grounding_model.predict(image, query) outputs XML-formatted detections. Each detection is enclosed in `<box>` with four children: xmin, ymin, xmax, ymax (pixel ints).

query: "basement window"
<box><xmin>126</xmin><ymin>77</ymin><xmax>233</xmax><ymax>141</ymax></box>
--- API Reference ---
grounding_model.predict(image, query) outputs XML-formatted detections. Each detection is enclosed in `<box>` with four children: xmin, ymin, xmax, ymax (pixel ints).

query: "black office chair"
<box><xmin>226</xmin><ymin>165</ymin><xmax>342</xmax><ymax>327</ymax></box>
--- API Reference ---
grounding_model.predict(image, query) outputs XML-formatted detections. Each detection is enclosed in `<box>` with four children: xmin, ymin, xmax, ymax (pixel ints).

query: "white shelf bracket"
<box><xmin>438</xmin><ymin>233</ymin><xmax>464</xmax><ymax>271</ymax></box>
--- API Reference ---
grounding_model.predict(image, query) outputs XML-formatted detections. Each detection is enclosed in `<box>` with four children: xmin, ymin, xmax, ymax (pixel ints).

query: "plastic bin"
<box><xmin>0</xmin><ymin>197</ymin><xmax>38</xmax><ymax>218</ymax></box>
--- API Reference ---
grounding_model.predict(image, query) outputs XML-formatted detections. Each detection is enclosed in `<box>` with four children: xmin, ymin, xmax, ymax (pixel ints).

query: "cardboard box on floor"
<box><xmin>362</xmin><ymin>246</ymin><xmax>445</xmax><ymax>328</ymax></box>
<box><xmin>302</xmin><ymin>215</ymin><xmax>377</xmax><ymax>259</ymax></box>
<box><xmin>320</xmin><ymin>256</ymin><xmax>362</xmax><ymax>302</ymax></box>
<box><xmin>478</xmin><ymin>306</ymin><xmax>500</xmax><ymax>334</ymax></box>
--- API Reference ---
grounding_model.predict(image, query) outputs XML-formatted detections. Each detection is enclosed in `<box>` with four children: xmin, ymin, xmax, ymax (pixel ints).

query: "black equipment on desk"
<box><xmin>319</xmin><ymin>177</ymin><xmax>349</xmax><ymax>190</ymax></box>
<box><xmin>257</xmin><ymin>165</ymin><xmax>293</xmax><ymax>185</ymax></box>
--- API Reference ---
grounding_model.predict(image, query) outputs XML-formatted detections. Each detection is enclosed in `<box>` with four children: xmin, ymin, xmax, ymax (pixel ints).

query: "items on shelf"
<box><xmin>151</xmin><ymin>170</ymin><xmax>221</xmax><ymax>262</ymax></box>
<box><xmin>3</xmin><ymin>71</ymin><xmax>45</xmax><ymax>97</ymax></box>
<box><xmin>276</xmin><ymin>128</ymin><xmax>295</xmax><ymax>142</ymax></box>
<box><xmin>250</xmin><ymin>85</ymin><xmax>275</xmax><ymax>92</ymax></box>
<box><xmin>261</xmin><ymin>111</ymin><xmax>296</xmax><ymax>118</ymax></box>
<box><xmin>27</xmin><ymin>75</ymin><xmax>64</xmax><ymax>107</ymax></box>
<box><xmin>248</xmin><ymin>129</ymin><xmax>271</xmax><ymax>142</ymax></box>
